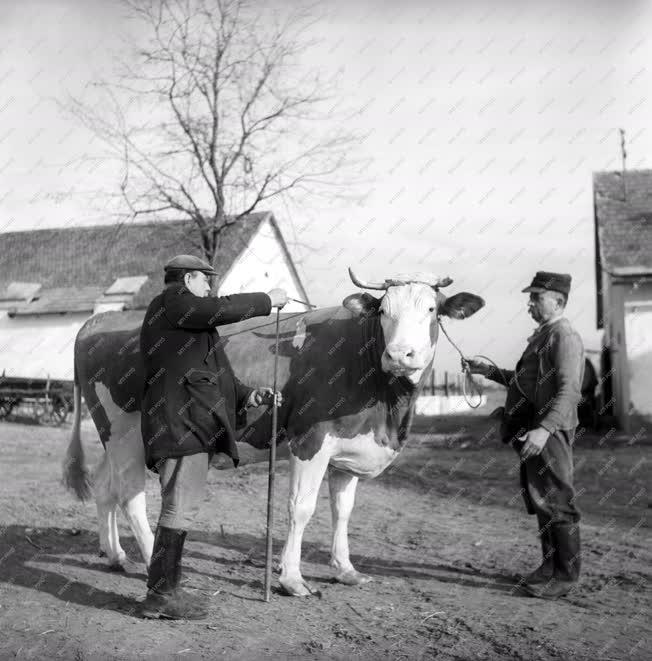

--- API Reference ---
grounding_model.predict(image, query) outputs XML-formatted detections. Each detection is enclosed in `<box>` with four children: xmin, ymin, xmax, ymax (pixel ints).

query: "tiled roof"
<box><xmin>594</xmin><ymin>170</ymin><xmax>652</xmax><ymax>273</ymax></box>
<box><xmin>593</xmin><ymin>170</ymin><xmax>652</xmax><ymax>328</ymax></box>
<box><xmin>0</xmin><ymin>213</ymin><xmax>272</xmax><ymax>313</ymax></box>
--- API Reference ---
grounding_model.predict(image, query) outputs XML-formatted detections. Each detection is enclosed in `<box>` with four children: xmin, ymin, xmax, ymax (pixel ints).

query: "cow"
<box><xmin>63</xmin><ymin>268</ymin><xmax>484</xmax><ymax>596</ymax></box>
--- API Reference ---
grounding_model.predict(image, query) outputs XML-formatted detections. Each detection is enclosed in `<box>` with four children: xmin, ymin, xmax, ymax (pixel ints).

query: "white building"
<box><xmin>0</xmin><ymin>212</ymin><xmax>311</xmax><ymax>381</ymax></box>
<box><xmin>593</xmin><ymin>170</ymin><xmax>652</xmax><ymax>432</ymax></box>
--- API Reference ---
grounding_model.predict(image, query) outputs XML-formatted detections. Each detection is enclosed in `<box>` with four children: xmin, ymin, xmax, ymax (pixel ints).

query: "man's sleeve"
<box><xmin>485</xmin><ymin>367</ymin><xmax>515</xmax><ymax>386</ymax></box>
<box><xmin>539</xmin><ymin>330</ymin><xmax>584</xmax><ymax>434</ymax></box>
<box><xmin>234</xmin><ymin>377</ymin><xmax>255</xmax><ymax>428</ymax></box>
<box><xmin>163</xmin><ymin>290</ymin><xmax>272</xmax><ymax>330</ymax></box>
<box><xmin>235</xmin><ymin>377</ymin><xmax>254</xmax><ymax>410</ymax></box>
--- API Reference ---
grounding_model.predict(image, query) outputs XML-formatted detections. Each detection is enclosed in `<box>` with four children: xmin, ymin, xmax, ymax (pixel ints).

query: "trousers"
<box><xmin>516</xmin><ymin>429</ymin><xmax>580</xmax><ymax>524</ymax></box>
<box><xmin>157</xmin><ymin>453</ymin><xmax>210</xmax><ymax>530</ymax></box>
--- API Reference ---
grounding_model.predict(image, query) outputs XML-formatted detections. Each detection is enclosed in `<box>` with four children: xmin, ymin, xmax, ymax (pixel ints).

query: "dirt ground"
<box><xmin>0</xmin><ymin>412</ymin><xmax>649</xmax><ymax>661</ymax></box>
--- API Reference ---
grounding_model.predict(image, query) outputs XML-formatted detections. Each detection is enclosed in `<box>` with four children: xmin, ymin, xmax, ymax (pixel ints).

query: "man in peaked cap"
<box><xmin>468</xmin><ymin>271</ymin><xmax>585</xmax><ymax>600</ymax></box>
<box><xmin>139</xmin><ymin>254</ymin><xmax>288</xmax><ymax>619</ymax></box>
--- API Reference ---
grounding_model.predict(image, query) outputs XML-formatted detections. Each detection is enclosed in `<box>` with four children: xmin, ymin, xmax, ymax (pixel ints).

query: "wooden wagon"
<box><xmin>0</xmin><ymin>372</ymin><xmax>74</xmax><ymax>425</ymax></box>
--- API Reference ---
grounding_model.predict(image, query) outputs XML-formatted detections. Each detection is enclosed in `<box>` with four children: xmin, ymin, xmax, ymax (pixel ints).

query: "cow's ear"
<box><xmin>343</xmin><ymin>292</ymin><xmax>381</xmax><ymax>317</ymax></box>
<box><xmin>437</xmin><ymin>292</ymin><xmax>485</xmax><ymax>320</ymax></box>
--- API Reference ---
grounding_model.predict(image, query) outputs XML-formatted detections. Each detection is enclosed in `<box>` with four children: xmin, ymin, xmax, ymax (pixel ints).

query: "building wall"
<box><xmin>623</xmin><ymin>281</ymin><xmax>652</xmax><ymax>424</ymax></box>
<box><xmin>218</xmin><ymin>218</ymin><xmax>310</xmax><ymax>312</ymax></box>
<box><xmin>604</xmin><ymin>278</ymin><xmax>652</xmax><ymax>431</ymax></box>
<box><xmin>0</xmin><ymin>310</ymin><xmax>86</xmax><ymax>380</ymax></box>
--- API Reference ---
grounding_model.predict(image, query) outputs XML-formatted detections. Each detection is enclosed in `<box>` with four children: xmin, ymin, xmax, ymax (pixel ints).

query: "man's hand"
<box><xmin>267</xmin><ymin>288</ymin><xmax>288</xmax><ymax>309</ymax></box>
<box><xmin>518</xmin><ymin>427</ymin><xmax>550</xmax><ymax>460</ymax></box>
<box><xmin>248</xmin><ymin>387</ymin><xmax>283</xmax><ymax>408</ymax></box>
<box><xmin>465</xmin><ymin>359</ymin><xmax>493</xmax><ymax>377</ymax></box>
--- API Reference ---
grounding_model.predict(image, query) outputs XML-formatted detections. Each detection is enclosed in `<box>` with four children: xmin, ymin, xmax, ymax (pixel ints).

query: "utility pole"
<box><xmin>619</xmin><ymin>128</ymin><xmax>627</xmax><ymax>201</ymax></box>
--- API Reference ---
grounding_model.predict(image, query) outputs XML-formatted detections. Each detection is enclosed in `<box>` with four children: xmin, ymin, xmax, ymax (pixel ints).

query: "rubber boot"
<box><xmin>525</xmin><ymin>522</ymin><xmax>581</xmax><ymax>599</ymax></box>
<box><xmin>520</xmin><ymin>515</ymin><xmax>554</xmax><ymax>584</ymax></box>
<box><xmin>140</xmin><ymin>526</ymin><xmax>208</xmax><ymax>620</ymax></box>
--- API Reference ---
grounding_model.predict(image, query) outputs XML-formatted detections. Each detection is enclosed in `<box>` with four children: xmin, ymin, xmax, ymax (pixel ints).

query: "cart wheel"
<box><xmin>0</xmin><ymin>399</ymin><xmax>13</xmax><ymax>419</ymax></box>
<box><xmin>33</xmin><ymin>401</ymin><xmax>48</xmax><ymax>424</ymax></box>
<box><xmin>50</xmin><ymin>396</ymin><xmax>69</xmax><ymax>425</ymax></box>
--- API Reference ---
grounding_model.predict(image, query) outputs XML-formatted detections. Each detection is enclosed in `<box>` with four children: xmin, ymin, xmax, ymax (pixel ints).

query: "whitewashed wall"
<box><xmin>623</xmin><ymin>282</ymin><xmax>652</xmax><ymax>421</ymax></box>
<box><xmin>0</xmin><ymin>311</ymin><xmax>85</xmax><ymax>380</ymax></box>
<box><xmin>218</xmin><ymin>218</ymin><xmax>310</xmax><ymax>312</ymax></box>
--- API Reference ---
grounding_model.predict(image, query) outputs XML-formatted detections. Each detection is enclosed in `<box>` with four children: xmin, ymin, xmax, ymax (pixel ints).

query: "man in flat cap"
<box><xmin>139</xmin><ymin>254</ymin><xmax>288</xmax><ymax>619</ymax></box>
<box><xmin>468</xmin><ymin>271</ymin><xmax>584</xmax><ymax>599</ymax></box>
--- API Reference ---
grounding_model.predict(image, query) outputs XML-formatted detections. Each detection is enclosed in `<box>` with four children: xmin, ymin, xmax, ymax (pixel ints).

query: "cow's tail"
<box><xmin>62</xmin><ymin>364</ymin><xmax>92</xmax><ymax>501</ymax></box>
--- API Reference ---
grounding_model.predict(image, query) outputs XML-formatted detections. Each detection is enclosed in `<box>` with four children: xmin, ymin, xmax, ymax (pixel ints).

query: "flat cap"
<box><xmin>164</xmin><ymin>254</ymin><xmax>218</xmax><ymax>276</ymax></box>
<box><xmin>522</xmin><ymin>271</ymin><xmax>572</xmax><ymax>296</ymax></box>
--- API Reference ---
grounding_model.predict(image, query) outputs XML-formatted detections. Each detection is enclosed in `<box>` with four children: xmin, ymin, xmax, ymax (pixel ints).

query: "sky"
<box><xmin>2</xmin><ymin>0</ymin><xmax>652</xmax><ymax>372</ymax></box>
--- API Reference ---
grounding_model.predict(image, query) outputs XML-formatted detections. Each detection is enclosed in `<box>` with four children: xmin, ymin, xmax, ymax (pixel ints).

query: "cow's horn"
<box><xmin>348</xmin><ymin>267</ymin><xmax>389</xmax><ymax>290</ymax></box>
<box><xmin>432</xmin><ymin>276</ymin><xmax>453</xmax><ymax>288</ymax></box>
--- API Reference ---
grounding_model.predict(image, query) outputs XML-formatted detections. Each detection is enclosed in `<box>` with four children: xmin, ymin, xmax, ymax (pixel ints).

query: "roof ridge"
<box><xmin>0</xmin><ymin>211</ymin><xmax>272</xmax><ymax>238</ymax></box>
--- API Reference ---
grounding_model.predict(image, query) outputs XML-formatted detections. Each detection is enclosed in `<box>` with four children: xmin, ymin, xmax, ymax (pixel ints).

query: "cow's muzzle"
<box><xmin>382</xmin><ymin>345</ymin><xmax>428</xmax><ymax>382</ymax></box>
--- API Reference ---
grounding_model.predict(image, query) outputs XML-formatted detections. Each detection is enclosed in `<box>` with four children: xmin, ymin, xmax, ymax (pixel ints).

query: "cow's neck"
<box><xmin>359</xmin><ymin>316</ymin><xmax>431</xmax><ymax>447</ymax></box>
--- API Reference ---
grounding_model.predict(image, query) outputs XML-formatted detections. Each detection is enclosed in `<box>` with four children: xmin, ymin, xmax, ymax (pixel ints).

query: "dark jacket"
<box><xmin>490</xmin><ymin>317</ymin><xmax>585</xmax><ymax>438</ymax></box>
<box><xmin>139</xmin><ymin>282</ymin><xmax>272</xmax><ymax>471</ymax></box>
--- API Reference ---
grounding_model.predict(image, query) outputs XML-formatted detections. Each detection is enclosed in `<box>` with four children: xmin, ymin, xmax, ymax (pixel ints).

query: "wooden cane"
<box><xmin>264</xmin><ymin>307</ymin><xmax>281</xmax><ymax>602</ymax></box>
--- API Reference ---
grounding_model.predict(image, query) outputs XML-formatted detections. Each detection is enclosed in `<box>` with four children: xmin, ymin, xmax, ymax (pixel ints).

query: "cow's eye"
<box><xmin>379</xmin><ymin>309</ymin><xmax>386</xmax><ymax>315</ymax></box>
<box><xmin>428</xmin><ymin>307</ymin><xmax>436</xmax><ymax>313</ymax></box>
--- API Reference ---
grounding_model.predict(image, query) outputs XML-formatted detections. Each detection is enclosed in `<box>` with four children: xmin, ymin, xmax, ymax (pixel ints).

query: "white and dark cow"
<box><xmin>63</xmin><ymin>269</ymin><xmax>483</xmax><ymax>596</ymax></box>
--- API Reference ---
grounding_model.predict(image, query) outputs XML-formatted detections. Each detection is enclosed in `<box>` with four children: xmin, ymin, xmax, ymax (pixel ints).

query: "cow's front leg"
<box><xmin>279</xmin><ymin>443</ymin><xmax>331</xmax><ymax>597</ymax></box>
<box><xmin>328</xmin><ymin>467</ymin><xmax>372</xmax><ymax>586</ymax></box>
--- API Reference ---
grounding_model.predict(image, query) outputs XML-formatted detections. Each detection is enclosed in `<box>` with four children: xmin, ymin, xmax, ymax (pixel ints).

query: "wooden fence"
<box><xmin>422</xmin><ymin>370</ymin><xmax>466</xmax><ymax>397</ymax></box>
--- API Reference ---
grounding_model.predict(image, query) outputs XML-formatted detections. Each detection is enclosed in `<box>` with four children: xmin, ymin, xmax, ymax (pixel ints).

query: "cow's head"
<box><xmin>343</xmin><ymin>268</ymin><xmax>484</xmax><ymax>385</ymax></box>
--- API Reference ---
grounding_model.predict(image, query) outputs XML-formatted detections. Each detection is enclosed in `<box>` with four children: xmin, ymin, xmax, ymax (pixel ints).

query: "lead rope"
<box><xmin>436</xmin><ymin>318</ymin><xmax>527</xmax><ymax>408</ymax></box>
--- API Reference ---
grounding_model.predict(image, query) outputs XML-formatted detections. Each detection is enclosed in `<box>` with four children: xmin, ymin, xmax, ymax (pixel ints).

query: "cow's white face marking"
<box><xmin>293</xmin><ymin>317</ymin><xmax>307</xmax><ymax>350</ymax></box>
<box><xmin>379</xmin><ymin>283</ymin><xmax>438</xmax><ymax>384</ymax></box>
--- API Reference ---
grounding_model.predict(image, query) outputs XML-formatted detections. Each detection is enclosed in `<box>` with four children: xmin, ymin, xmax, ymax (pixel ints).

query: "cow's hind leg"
<box><xmin>328</xmin><ymin>467</ymin><xmax>372</xmax><ymax>586</ymax></box>
<box><xmin>279</xmin><ymin>443</ymin><xmax>332</xmax><ymax>597</ymax></box>
<box><xmin>110</xmin><ymin>429</ymin><xmax>154</xmax><ymax>568</ymax></box>
<box><xmin>94</xmin><ymin>453</ymin><xmax>127</xmax><ymax>569</ymax></box>
<box><xmin>94</xmin><ymin>382</ymin><xmax>154</xmax><ymax>568</ymax></box>
<box><xmin>120</xmin><ymin>492</ymin><xmax>153</xmax><ymax>568</ymax></box>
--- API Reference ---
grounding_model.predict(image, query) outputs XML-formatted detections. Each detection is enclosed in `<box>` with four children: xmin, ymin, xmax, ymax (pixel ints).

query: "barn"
<box><xmin>0</xmin><ymin>212</ymin><xmax>310</xmax><ymax>382</ymax></box>
<box><xmin>593</xmin><ymin>169</ymin><xmax>652</xmax><ymax>432</ymax></box>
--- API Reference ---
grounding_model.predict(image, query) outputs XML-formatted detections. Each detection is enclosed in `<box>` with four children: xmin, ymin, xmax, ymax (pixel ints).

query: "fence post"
<box><xmin>444</xmin><ymin>371</ymin><xmax>449</xmax><ymax>397</ymax></box>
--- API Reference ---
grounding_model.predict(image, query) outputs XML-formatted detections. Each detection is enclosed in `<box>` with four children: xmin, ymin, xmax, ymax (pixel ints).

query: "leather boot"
<box><xmin>520</xmin><ymin>515</ymin><xmax>554</xmax><ymax>584</ymax></box>
<box><xmin>140</xmin><ymin>526</ymin><xmax>208</xmax><ymax>620</ymax></box>
<box><xmin>525</xmin><ymin>522</ymin><xmax>581</xmax><ymax>599</ymax></box>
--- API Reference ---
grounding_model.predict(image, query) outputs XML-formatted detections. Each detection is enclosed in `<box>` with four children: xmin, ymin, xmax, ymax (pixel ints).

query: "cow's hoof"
<box><xmin>334</xmin><ymin>570</ymin><xmax>373</xmax><ymax>586</ymax></box>
<box><xmin>106</xmin><ymin>553</ymin><xmax>129</xmax><ymax>572</ymax></box>
<box><xmin>279</xmin><ymin>577</ymin><xmax>313</xmax><ymax>597</ymax></box>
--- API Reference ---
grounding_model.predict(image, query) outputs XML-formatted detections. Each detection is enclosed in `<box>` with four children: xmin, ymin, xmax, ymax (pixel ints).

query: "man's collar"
<box><xmin>539</xmin><ymin>314</ymin><xmax>564</xmax><ymax>329</ymax></box>
<box><xmin>527</xmin><ymin>315</ymin><xmax>564</xmax><ymax>342</ymax></box>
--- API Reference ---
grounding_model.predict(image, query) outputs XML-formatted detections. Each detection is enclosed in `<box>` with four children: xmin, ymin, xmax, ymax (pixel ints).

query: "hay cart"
<box><xmin>0</xmin><ymin>373</ymin><xmax>74</xmax><ymax>425</ymax></box>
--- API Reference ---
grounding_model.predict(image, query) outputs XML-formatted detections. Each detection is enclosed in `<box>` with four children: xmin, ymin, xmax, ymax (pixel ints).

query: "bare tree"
<box><xmin>68</xmin><ymin>0</ymin><xmax>355</xmax><ymax>262</ymax></box>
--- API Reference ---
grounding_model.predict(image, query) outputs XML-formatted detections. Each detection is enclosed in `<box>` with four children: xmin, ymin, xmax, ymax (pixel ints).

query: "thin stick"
<box><xmin>288</xmin><ymin>297</ymin><xmax>317</xmax><ymax>309</ymax></box>
<box><xmin>264</xmin><ymin>307</ymin><xmax>281</xmax><ymax>602</ymax></box>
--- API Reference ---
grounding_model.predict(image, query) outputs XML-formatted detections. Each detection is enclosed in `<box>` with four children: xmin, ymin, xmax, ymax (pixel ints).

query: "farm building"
<box><xmin>0</xmin><ymin>212</ymin><xmax>310</xmax><ymax>382</ymax></box>
<box><xmin>593</xmin><ymin>169</ymin><xmax>652</xmax><ymax>432</ymax></box>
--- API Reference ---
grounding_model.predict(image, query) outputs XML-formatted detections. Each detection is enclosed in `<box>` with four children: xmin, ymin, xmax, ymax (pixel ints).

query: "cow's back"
<box><xmin>73</xmin><ymin>305</ymin><xmax>367</xmax><ymax>451</ymax></box>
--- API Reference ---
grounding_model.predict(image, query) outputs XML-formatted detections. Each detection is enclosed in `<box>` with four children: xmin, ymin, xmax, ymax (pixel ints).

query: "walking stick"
<box><xmin>264</xmin><ymin>307</ymin><xmax>281</xmax><ymax>602</ymax></box>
